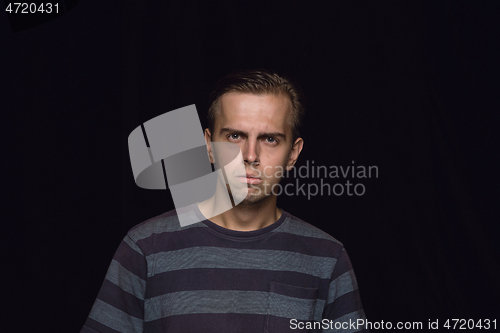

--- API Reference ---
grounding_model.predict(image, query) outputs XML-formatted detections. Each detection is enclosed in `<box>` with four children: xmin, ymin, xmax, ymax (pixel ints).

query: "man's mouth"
<box><xmin>235</xmin><ymin>174</ymin><xmax>262</xmax><ymax>184</ymax></box>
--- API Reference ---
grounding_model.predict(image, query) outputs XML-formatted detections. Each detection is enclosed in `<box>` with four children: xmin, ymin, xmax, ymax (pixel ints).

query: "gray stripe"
<box><xmin>273</xmin><ymin>219</ymin><xmax>341</xmax><ymax>243</ymax></box>
<box><xmin>327</xmin><ymin>269</ymin><xmax>357</xmax><ymax>305</ymax></box>
<box><xmin>89</xmin><ymin>299</ymin><xmax>143</xmax><ymax>333</ymax></box>
<box><xmin>268</xmin><ymin>292</ymin><xmax>317</xmax><ymax>321</ymax></box>
<box><xmin>106</xmin><ymin>260</ymin><xmax>146</xmax><ymax>300</ymax></box>
<box><xmin>144</xmin><ymin>290</ymin><xmax>269</xmax><ymax>321</ymax></box>
<box><xmin>144</xmin><ymin>290</ymin><xmax>322</xmax><ymax>322</ymax></box>
<box><xmin>313</xmin><ymin>299</ymin><xmax>326</xmax><ymax>322</ymax></box>
<box><xmin>123</xmin><ymin>236</ymin><xmax>144</xmax><ymax>255</ymax></box>
<box><xmin>128</xmin><ymin>211</ymin><xmax>207</xmax><ymax>242</ymax></box>
<box><xmin>322</xmin><ymin>310</ymin><xmax>366</xmax><ymax>333</ymax></box>
<box><xmin>148</xmin><ymin>247</ymin><xmax>336</xmax><ymax>279</ymax></box>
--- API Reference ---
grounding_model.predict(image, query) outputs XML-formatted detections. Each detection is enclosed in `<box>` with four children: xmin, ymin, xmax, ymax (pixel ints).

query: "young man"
<box><xmin>81</xmin><ymin>69</ymin><xmax>368</xmax><ymax>332</ymax></box>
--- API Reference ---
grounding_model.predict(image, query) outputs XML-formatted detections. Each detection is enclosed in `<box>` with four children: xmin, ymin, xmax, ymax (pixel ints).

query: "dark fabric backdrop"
<box><xmin>2</xmin><ymin>1</ymin><xmax>499</xmax><ymax>332</ymax></box>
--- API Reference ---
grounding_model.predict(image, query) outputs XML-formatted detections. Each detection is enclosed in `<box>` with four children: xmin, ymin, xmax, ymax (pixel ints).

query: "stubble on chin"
<box><xmin>226</xmin><ymin>183</ymin><xmax>269</xmax><ymax>206</ymax></box>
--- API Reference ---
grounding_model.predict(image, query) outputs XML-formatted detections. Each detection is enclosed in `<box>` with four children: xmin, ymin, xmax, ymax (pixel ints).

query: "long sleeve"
<box><xmin>81</xmin><ymin>235</ymin><xmax>147</xmax><ymax>333</ymax></box>
<box><xmin>322</xmin><ymin>247</ymin><xmax>368</xmax><ymax>333</ymax></box>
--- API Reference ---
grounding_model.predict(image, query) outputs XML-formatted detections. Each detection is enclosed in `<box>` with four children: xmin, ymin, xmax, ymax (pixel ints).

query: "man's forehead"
<box><xmin>217</xmin><ymin>92</ymin><xmax>293</xmax><ymax>129</ymax></box>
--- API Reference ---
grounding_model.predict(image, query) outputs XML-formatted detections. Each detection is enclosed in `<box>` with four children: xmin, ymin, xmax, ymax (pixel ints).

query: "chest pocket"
<box><xmin>265</xmin><ymin>282</ymin><xmax>319</xmax><ymax>333</ymax></box>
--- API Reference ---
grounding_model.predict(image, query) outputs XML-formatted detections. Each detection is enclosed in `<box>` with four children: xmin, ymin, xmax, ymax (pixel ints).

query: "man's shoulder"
<box><xmin>126</xmin><ymin>205</ymin><xmax>206</xmax><ymax>243</ymax></box>
<box><xmin>278</xmin><ymin>210</ymin><xmax>343</xmax><ymax>247</ymax></box>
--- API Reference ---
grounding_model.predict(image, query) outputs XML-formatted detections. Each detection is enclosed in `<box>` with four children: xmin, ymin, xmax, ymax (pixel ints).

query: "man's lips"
<box><xmin>235</xmin><ymin>174</ymin><xmax>262</xmax><ymax>184</ymax></box>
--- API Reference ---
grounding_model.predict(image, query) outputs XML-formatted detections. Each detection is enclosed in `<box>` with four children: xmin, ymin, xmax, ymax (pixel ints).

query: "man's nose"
<box><xmin>243</xmin><ymin>140</ymin><xmax>259</xmax><ymax>165</ymax></box>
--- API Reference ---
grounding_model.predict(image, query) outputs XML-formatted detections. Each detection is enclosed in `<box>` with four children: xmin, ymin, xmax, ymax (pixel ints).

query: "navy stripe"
<box><xmin>82</xmin><ymin>318</ymin><xmax>121</xmax><ymax>333</ymax></box>
<box><xmin>325</xmin><ymin>310</ymin><xmax>368</xmax><ymax>332</ymax></box>
<box><xmin>136</xmin><ymin>227</ymin><xmax>342</xmax><ymax>258</ymax></box>
<box><xmin>270</xmin><ymin>281</ymin><xmax>318</xmax><ymax>299</ymax></box>
<box><xmin>113</xmin><ymin>239</ymin><xmax>147</xmax><ymax>280</ymax></box>
<box><xmin>146</xmin><ymin>268</ymin><xmax>330</xmax><ymax>299</ymax></box>
<box><xmin>98</xmin><ymin>279</ymin><xmax>144</xmax><ymax>319</ymax></box>
<box><xmin>267</xmin><ymin>315</ymin><xmax>314</xmax><ymax>332</ymax></box>
<box><xmin>322</xmin><ymin>289</ymin><xmax>362</xmax><ymax>320</ymax></box>
<box><xmin>143</xmin><ymin>313</ymin><xmax>266</xmax><ymax>333</ymax></box>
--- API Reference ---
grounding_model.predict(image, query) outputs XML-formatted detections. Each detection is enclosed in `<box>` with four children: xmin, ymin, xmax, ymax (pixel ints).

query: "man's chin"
<box><xmin>226</xmin><ymin>183</ymin><xmax>272</xmax><ymax>206</ymax></box>
<box><xmin>234</xmin><ymin>191</ymin><xmax>269</xmax><ymax>206</ymax></box>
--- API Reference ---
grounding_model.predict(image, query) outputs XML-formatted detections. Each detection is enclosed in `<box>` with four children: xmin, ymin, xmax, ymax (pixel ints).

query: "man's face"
<box><xmin>206</xmin><ymin>92</ymin><xmax>303</xmax><ymax>205</ymax></box>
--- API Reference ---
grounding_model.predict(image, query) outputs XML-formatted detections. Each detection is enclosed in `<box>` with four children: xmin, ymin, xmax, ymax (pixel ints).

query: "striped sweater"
<box><xmin>81</xmin><ymin>204</ymin><xmax>367</xmax><ymax>332</ymax></box>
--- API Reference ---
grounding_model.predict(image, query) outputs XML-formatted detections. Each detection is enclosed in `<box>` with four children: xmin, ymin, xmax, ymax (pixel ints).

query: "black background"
<box><xmin>2</xmin><ymin>1</ymin><xmax>499</xmax><ymax>332</ymax></box>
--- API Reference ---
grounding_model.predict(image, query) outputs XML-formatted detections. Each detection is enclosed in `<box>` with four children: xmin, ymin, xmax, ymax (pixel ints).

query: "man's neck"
<box><xmin>199</xmin><ymin>195</ymin><xmax>282</xmax><ymax>231</ymax></box>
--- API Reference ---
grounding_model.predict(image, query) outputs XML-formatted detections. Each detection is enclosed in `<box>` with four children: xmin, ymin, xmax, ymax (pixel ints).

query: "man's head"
<box><xmin>205</xmin><ymin>69</ymin><xmax>305</xmax><ymax>205</ymax></box>
<box><xmin>207</xmin><ymin>69</ymin><xmax>305</xmax><ymax>145</ymax></box>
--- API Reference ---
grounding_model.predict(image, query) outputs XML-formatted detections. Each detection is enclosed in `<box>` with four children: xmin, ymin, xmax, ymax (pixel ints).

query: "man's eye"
<box><xmin>266</xmin><ymin>137</ymin><xmax>277</xmax><ymax>143</ymax></box>
<box><xmin>229</xmin><ymin>134</ymin><xmax>240</xmax><ymax>140</ymax></box>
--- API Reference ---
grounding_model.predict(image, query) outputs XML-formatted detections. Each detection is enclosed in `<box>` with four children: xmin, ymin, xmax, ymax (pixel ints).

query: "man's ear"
<box><xmin>286</xmin><ymin>138</ymin><xmax>304</xmax><ymax>170</ymax></box>
<box><xmin>204</xmin><ymin>128</ymin><xmax>214</xmax><ymax>164</ymax></box>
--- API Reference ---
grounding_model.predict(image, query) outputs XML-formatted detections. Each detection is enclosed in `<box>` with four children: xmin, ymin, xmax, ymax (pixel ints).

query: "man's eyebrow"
<box><xmin>220</xmin><ymin>127</ymin><xmax>287</xmax><ymax>140</ymax></box>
